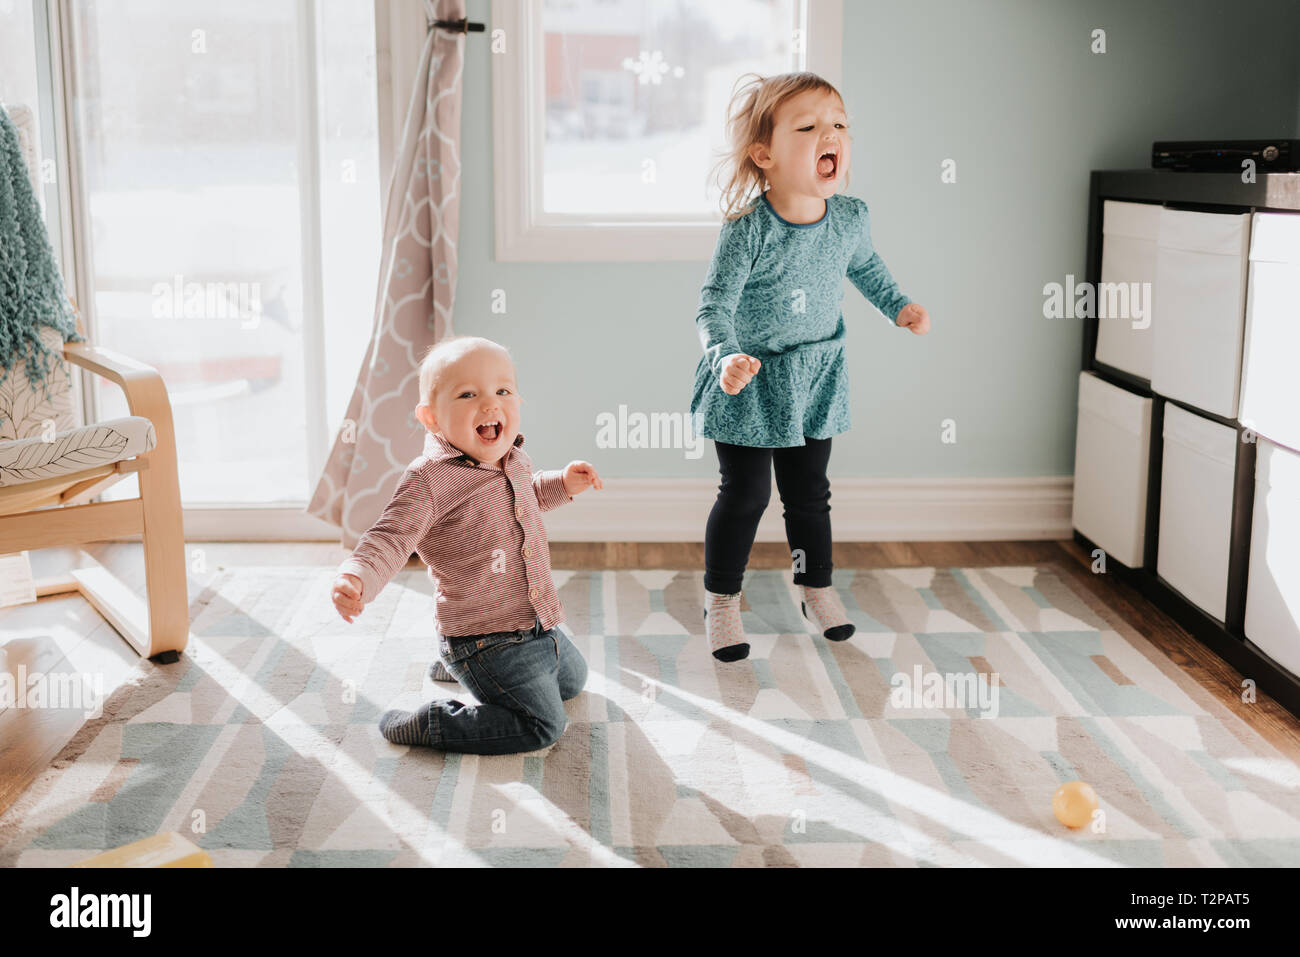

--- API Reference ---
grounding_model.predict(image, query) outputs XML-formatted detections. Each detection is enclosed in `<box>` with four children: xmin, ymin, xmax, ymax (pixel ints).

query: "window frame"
<box><xmin>491</xmin><ymin>0</ymin><xmax>844</xmax><ymax>262</ymax></box>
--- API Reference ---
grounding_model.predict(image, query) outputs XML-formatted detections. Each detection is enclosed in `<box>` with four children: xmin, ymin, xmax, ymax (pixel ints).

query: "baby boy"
<box><xmin>330</xmin><ymin>335</ymin><xmax>601</xmax><ymax>754</ymax></box>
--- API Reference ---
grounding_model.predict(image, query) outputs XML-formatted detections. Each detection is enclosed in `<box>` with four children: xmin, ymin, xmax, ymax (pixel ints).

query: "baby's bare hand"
<box><xmin>563</xmin><ymin>461</ymin><xmax>603</xmax><ymax>496</ymax></box>
<box><xmin>720</xmin><ymin>353</ymin><xmax>761</xmax><ymax>395</ymax></box>
<box><xmin>332</xmin><ymin>573</ymin><xmax>364</xmax><ymax>623</ymax></box>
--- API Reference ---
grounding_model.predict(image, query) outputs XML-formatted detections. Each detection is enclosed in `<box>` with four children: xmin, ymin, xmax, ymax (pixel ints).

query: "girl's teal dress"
<box><xmin>689</xmin><ymin>191</ymin><xmax>912</xmax><ymax>448</ymax></box>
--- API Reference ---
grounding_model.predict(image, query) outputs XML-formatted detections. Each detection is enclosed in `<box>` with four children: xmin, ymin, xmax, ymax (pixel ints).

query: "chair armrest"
<box><xmin>61</xmin><ymin>340</ymin><xmax>188</xmax><ymax>659</ymax></box>
<box><xmin>63</xmin><ymin>341</ymin><xmax>175</xmax><ymax>428</ymax></box>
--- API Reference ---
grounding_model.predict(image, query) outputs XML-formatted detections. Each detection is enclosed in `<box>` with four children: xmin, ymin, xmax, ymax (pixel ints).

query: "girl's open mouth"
<box><xmin>476</xmin><ymin>421</ymin><xmax>502</xmax><ymax>442</ymax></box>
<box><xmin>817</xmin><ymin>150</ymin><xmax>838</xmax><ymax>179</ymax></box>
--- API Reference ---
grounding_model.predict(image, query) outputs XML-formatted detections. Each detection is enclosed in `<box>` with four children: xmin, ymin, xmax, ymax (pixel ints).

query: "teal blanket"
<box><xmin>0</xmin><ymin>104</ymin><xmax>81</xmax><ymax>397</ymax></box>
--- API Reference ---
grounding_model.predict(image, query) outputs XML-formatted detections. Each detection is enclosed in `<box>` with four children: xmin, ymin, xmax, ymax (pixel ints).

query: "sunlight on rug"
<box><xmin>2</xmin><ymin>565</ymin><xmax>1298</xmax><ymax>867</ymax></box>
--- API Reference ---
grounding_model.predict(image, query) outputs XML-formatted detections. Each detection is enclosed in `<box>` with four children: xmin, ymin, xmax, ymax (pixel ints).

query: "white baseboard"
<box><xmin>543</xmin><ymin>476</ymin><xmax>1074</xmax><ymax>542</ymax></box>
<box><xmin>181</xmin><ymin>507</ymin><xmax>342</xmax><ymax>542</ymax></box>
<box><xmin>177</xmin><ymin>476</ymin><xmax>1074</xmax><ymax>543</ymax></box>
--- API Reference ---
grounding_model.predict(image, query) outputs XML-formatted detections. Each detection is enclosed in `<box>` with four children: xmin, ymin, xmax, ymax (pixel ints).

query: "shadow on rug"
<box><xmin>2</xmin><ymin>565</ymin><xmax>1297</xmax><ymax>866</ymax></box>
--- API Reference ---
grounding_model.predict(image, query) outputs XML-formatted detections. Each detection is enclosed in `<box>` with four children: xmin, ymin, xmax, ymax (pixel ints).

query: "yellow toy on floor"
<box><xmin>72</xmin><ymin>832</ymin><xmax>213</xmax><ymax>868</ymax></box>
<box><xmin>1052</xmin><ymin>781</ymin><xmax>1100</xmax><ymax>829</ymax></box>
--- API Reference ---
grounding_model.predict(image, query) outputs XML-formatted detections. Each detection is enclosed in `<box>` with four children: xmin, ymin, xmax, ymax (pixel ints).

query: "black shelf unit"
<box><xmin>1078</xmin><ymin>169</ymin><xmax>1300</xmax><ymax>719</ymax></box>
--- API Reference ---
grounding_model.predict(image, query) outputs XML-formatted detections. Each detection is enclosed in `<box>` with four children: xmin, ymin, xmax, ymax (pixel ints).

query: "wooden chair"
<box><xmin>0</xmin><ymin>104</ymin><xmax>187</xmax><ymax>662</ymax></box>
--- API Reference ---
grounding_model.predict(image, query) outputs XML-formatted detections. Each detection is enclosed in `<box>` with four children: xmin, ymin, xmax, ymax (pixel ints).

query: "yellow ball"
<box><xmin>1052</xmin><ymin>780</ymin><xmax>1099</xmax><ymax>829</ymax></box>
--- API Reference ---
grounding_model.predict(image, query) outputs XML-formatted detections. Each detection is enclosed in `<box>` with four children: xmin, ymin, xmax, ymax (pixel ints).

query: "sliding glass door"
<box><xmin>65</xmin><ymin>0</ymin><xmax>380</xmax><ymax>509</ymax></box>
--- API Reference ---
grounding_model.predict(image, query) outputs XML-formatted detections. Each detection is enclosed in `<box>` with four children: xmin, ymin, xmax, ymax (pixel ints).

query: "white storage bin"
<box><xmin>1096</xmin><ymin>200</ymin><xmax>1160</xmax><ymax>379</ymax></box>
<box><xmin>1151</xmin><ymin>208</ymin><xmax>1250</xmax><ymax>417</ymax></box>
<box><xmin>1072</xmin><ymin>371</ymin><xmax>1153</xmax><ymax>567</ymax></box>
<box><xmin>1239</xmin><ymin>213</ymin><xmax>1300</xmax><ymax>451</ymax></box>
<box><xmin>1244</xmin><ymin>439</ymin><xmax>1300</xmax><ymax>679</ymax></box>
<box><xmin>1157</xmin><ymin>403</ymin><xmax>1239</xmax><ymax>621</ymax></box>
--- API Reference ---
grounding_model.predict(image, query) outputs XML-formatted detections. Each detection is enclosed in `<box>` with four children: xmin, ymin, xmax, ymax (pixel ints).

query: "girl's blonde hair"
<box><xmin>711</xmin><ymin>71</ymin><xmax>847</xmax><ymax>222</ymax></box>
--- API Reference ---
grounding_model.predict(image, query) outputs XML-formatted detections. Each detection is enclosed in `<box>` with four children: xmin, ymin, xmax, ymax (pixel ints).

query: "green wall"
<box><xmin>451</xmin><ymin>0</ymin><xmax>1300</xmax><ymax>478</ymax></box>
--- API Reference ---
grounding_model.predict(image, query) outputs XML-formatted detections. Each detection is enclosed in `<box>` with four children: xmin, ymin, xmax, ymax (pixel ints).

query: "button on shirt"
<box><xmin>337</xmin><ymin>431</ymin><xmax>572</xmax><ymax>637</ymax></box>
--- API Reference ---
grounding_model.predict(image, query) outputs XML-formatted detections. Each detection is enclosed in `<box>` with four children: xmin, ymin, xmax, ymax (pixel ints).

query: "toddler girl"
<box><xmin>689</xmin><ymin>72</ymin><xmax>930</xmax><ymax>661</ymax></box>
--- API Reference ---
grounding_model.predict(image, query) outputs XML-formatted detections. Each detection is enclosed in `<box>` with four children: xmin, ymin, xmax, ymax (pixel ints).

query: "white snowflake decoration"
<box><xmin>622</xmin><ymin>49</ymin><xmax>683</xmax><ymax>86</ymax></box>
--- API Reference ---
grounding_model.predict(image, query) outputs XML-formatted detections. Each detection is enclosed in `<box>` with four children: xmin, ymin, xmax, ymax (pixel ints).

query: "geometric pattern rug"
<box><xmin>2</xmin><ymin>565</ymin><xmax>1298</xmax><ymax>867</ymax></box>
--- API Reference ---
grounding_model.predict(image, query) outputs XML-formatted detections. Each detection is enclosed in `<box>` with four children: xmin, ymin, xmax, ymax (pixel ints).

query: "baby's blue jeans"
<box><xmin>428</xmin><ymin>617</ymin><xmax>587</xmax><ymax>754</ymax></box>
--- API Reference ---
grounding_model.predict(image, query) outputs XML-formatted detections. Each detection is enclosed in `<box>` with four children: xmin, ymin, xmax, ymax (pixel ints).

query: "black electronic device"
<box><xmin>1152</xmin><ymin>139</ymin><xmax>1300</xmax><ymax>172</ymax></box>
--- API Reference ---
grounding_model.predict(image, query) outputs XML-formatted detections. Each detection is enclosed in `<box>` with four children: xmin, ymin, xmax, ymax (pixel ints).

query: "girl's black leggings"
<box><xmin>703</xmin><ymin>436</ymin><xmax>833</xmax><ymax>595</ymax></box>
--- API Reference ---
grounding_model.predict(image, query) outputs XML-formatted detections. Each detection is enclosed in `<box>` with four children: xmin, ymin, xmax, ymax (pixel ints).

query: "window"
<box><xmin>64</xmin><ymin>0</ymin><xmax>381</xmax><ymax>513</ymax></box>
<box><xmin>493</xmin><ymin>0</ymin><xmax>843</xmax><ymax>261</ymax></box>
<box><xmin>0</xmin><ymin>2</ymin><xmax>42</xmax><ymax>110</ymax></box>
<box><xmin>0</xmin><ymin>0</ymin><xmax>66</xmax><ymax>258</ymax></box>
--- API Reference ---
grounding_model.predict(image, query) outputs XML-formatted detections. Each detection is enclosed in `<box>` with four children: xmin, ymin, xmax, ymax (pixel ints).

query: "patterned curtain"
<box><xmin>306</xmin><ymin>0</ymin><xmax>465</xmax><ymax>546</ymax></box>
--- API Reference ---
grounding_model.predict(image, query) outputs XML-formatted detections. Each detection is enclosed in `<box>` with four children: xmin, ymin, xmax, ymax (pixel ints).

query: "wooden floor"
<box><xmin>2</xmin><ymin>539</ymin><xmax>1297</xmax><ymax>825</ymax></box>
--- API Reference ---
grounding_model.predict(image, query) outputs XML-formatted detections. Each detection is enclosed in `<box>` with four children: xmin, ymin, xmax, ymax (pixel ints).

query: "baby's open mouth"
<box><xmin>476</xmin><ymin>420</ymin><xmax>502</xmax><ymax>441</ymax></box>
<box><xmin>817</xmin><ymin>150</ymin><xmax>838</xmax><ymax>179</ymax></box>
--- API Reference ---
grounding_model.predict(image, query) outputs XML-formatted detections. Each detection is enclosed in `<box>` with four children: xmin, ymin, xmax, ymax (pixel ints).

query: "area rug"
<box><xmin>2</xmin><ymin>565</ymin><xmax>1298</xmax><ymax>866</ymax></box>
